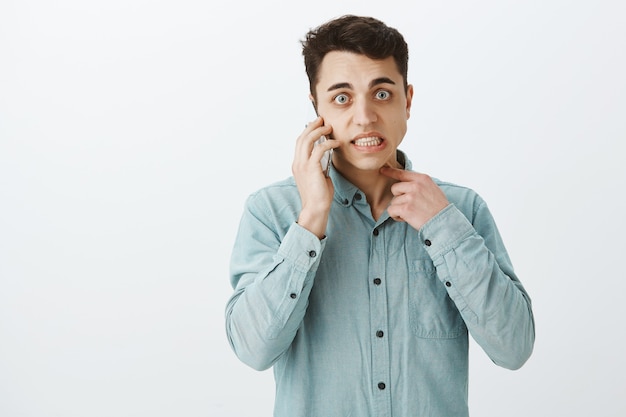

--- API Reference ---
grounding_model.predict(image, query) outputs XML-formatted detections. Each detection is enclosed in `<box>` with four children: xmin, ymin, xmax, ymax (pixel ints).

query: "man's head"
<box><xmin>300</xmin><ymin>15</ymin><xmax>413</xmax><ymax>175</ymax></box>
<box><xmin>301</xmin><ymin>15</ymin><xmax>409</xmax><ymax>102</ymax></box>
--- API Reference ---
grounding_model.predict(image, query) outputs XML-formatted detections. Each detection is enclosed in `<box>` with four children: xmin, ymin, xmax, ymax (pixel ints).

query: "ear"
<box><xmin>405</xmin><ymin>84</ymin><xmax>414</xmax><ymax>119</ymax></box>
<box><xmin>309</xmin><ymin>93</ymin><xmax>319</xmax><ymax>115</ymax></box>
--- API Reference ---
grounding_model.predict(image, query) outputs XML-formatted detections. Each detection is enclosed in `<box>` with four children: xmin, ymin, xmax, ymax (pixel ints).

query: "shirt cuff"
<box><xmin>419</xmin><ymin>204</ymin><xmax>475</xmax><ymax>259</ymax></box>
<box><xmin>277</xmin><ymin>222</ymin><xmax>326</xmax><ymax>273</ymax></box>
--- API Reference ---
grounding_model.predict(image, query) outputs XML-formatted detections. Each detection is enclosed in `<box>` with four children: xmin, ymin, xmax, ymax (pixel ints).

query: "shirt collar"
<box><xmin>330</xmin><ymin>149</ymin><xmax>412</xmax><ymax>207</ymax></box>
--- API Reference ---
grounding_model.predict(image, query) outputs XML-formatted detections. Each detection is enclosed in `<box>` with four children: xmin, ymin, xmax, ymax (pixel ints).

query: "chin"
<box><xmin>359</xmin><ymin>162</ymin><xmax>386</xmax><ymax>172</ymax></box>
<box><xmin>335</xmin><ymin>151</ymin><xmax>396</xmax><ymax>173</ymax></box>
<box><xmin>345</xmin><ymin>158</ymin><xmax>387</xmax><ymax>173</ymax></box>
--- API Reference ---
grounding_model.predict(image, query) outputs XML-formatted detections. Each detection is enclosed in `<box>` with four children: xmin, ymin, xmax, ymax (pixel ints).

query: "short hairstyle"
<box><xmin>301</xmin><ymin>15</ymin><xmax>409</xmax><ymax>100</ymax></box>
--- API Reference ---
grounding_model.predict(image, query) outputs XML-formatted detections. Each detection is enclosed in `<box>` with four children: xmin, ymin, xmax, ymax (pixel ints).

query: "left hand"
<box><xmin>380</xmin><ymin>166</ymin><xmax>449</xmax><ymax>231</ymax></box>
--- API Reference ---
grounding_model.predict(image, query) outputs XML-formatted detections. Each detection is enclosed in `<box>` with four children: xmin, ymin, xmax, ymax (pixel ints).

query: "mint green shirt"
<box><xmin>226</xmin><ymin>152</ymin><xmax>534</xmax><ymax>417</ymax></box>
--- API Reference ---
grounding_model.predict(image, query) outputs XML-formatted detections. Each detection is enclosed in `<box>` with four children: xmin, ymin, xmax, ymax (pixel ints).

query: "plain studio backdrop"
<box><xmin>1</xmin><ymin>0</ymin><xmax>625</xmax><ymax>416</ymax></box>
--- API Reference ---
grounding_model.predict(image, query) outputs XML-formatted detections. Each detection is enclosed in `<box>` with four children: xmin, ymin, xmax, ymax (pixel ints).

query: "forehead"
<box><xmin>316</xmin><ymin>51</ymin><xmax>402</xmax><ymax>93</ymax></box>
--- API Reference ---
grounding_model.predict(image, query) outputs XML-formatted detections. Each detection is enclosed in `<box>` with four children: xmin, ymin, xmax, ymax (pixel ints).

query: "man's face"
<box><xmin>313</xmin><ymin>51</ymin><xmax>413</xmax><ymax>173</ymax></box>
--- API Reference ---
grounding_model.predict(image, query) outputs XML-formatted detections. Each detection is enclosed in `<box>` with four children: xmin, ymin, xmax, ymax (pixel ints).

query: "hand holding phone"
<box><xmin>315</xmin><ymin>135</ymin><xmax>333</xmax><ymax>177</ymax></box>
<box><xmin>295</xmin><ymin>111</ymin><xmax>336</xmax><ymax>239</ymax></box>
<box><xmin>311</xmin><ymin>102</ymin><xmax>333</xmax><ymax>177</ymax></box>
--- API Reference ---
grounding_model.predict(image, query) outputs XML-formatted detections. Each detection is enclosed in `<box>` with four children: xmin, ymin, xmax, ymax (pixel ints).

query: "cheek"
<box><xmin>392</xmin><ymin>120</ymin><xmax>408</xmax><ymax>144</ymax></box>
<box><xmin>321</xmin><ymin>114</ymin><xmax>346</xmax><ymax>135</ymax></box>
<box><xmin>392</xmin><ymin>117</ymin><xmax>408</xmax><ymax>132</ymax></box>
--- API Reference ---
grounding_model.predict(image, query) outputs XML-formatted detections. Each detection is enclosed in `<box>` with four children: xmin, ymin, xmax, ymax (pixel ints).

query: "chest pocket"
<box><xmin>409</xmin><ymin>259</ymin><xmax>466</xmax><ymax>339</ymax></box>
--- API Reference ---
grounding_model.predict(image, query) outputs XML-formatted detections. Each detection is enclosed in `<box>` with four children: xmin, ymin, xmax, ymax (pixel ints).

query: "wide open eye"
<box><xmin>375</xmin><ymin>90</ymin><xmax>391</xmax><ymax>100</ymax></box>
<box><xmin>333</xmin><ymin>94</ymin><xmax>349</xmax><ymax>105</ymax></box>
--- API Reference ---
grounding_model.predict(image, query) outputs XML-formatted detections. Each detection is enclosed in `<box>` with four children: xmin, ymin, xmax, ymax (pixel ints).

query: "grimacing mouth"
<box><xmin>351</xmin><ymin>135</ymin><xmax>384</xmax><ymax>147</ymax></box>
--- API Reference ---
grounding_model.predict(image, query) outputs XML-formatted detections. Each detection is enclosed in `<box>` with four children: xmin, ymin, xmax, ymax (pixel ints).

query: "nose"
<box><xmin>352</xmin><ymin>99</ymin><xmax>377</xmax><ymax>126</ymax></box>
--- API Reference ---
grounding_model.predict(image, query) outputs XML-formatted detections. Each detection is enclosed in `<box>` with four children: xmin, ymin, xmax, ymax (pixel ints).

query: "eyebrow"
<box><xmin>326</xmin><ymin>77</ymin><xmax>397</xmax><ymax>92</ymax></box>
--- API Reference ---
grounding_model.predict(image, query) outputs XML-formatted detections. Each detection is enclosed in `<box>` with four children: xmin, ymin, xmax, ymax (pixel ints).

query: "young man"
<box><xmin>226</xmin><ymin>15</ymin><xmax>534</xmax><ymax>417</ymax></box>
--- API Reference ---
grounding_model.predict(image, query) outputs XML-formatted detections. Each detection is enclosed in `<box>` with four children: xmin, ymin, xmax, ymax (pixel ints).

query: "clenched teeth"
<box><xmin>353</xmin><ymin>137</ymin><xmax>382</xmax><ymax>146</ymax></box>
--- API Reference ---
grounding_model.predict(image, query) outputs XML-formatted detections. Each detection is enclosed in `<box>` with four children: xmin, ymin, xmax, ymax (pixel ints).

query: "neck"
<box><xmin>339</xmin><ymin>165</ymin><xmax>400</xmax><ymax>221</ymax></box>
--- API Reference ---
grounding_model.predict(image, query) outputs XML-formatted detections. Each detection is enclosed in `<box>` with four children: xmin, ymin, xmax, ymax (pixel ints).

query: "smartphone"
<box><xmin>316</xmin><ymin>135</ymin><xmax>333</xmax><ymax>177</ymax></box>
<box><xmin>311</xmin><ymin>102</ymin><xmax>333</xmax><ymax>177</ymax></box>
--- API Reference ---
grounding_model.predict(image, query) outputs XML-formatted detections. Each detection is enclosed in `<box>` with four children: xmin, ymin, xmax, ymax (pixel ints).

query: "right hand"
<box><xmin>292</xmin><ymin>117</ymin><xmax>340</xmax><ymax>239</ymax></box>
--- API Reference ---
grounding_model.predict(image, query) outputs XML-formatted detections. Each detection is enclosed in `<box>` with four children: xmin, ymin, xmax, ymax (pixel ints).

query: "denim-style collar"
<box><xmin>329</xmin><ymin>149</ymin><xmax>411</xmax><ymax>208</ymax></box>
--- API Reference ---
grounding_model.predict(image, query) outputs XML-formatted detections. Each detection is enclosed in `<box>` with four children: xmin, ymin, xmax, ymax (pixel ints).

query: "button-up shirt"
<box><xmin>226</xmin><ymin>153</ymin><xmax>535</xmax><ymax>417</ymax></box>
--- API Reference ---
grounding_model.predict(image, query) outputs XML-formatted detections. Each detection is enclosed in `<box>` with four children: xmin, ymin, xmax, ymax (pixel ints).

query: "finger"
<box><xmin>389</xmin><ymin>180</ymin><xmax>414</xmax><ymax>196</ymax></box>
<box><xmin>297</xmin><ymin>117</ymin><xmax>322</xmax><ymax>149</ymax></box>
<box><xmin>314</xmin><ymin>136</ymin><xmax>340</xmax><ymax>152</ymax></box>
<box><xmin>304</xmin><ymin>132</ymin><xmax>337</xmax><ymax>165</ymax></box>
<box><xmin>379</xmin><ymin>166</ymin><xmax>416</xmax><ymax>181</ymax></box>
<box><xmin>304</xmin><ymin>117</ymin><xmax>332</xmax><ymax>143</ymax></box>
<box><xmin>296</xmin><ymin>118</ymin><xmax>331</xmax><ymax>160</ymax></box>
<box><xmin>389</xmin><ymin>193</ymin><xmax>411</xmax><ymax>207</ymax></box>
<box><xmin>309</xmin><ymin>139</ymin><xmax>339</xmax><ymax>171</ymax></box>
<box><xmin>386</xmin><ymin>202</ymin><xmax>406</xmax><ymax>222</ymax></box>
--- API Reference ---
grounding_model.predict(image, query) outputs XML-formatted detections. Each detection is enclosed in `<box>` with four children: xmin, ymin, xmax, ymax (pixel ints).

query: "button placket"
<box><xmin>369</xmin><ymin>223</ymin><xmax>392</xmax><ymax>410</ymax></box>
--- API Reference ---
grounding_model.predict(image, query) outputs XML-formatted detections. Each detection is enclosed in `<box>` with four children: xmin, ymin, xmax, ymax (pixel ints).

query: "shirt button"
<box><xmin>290</xmin><ymin>293</ymin><xmax>297</xmax><ymax>299</ymax></box>
<box><xmin>424</xmin><ymin>239</ymin><xmax>432</xmax><ymax>246</ymax></box>
<box><xmin>445</xmin><ymin>281</ymin><xmax>452</xmax><ymax>287</ymax></box>
<box><xmin>308</xmin><ymin>250</ymin><xmax>317</xmax><ymax>258</ymax></box>
<box><xmin>373</xmin><ymin>278</ymin><xmax>382</xmax><ymax>285</ymax></box>
<box><xmin>373</xmin><ymin>229</ymin><xmax>379</xmax><ymax>236</ymax></box>
<box><xmin>376</xmin><ymin>330</ymin><xmax>384</xmax><ymax>338</ymax></box>
<box><xmin>342</xmin><ymin>198</ymin><xmax>349</xmax><ymax>205</ymax></box>
<box><xmin>378</xmin><ymin>382</ymin><xmax>386</xmax><ymax>390</ymax></box>
<box><xmin>355</xmin><ymin>193</ymin><xmax>362</xmax><ymax>201</ymax></box>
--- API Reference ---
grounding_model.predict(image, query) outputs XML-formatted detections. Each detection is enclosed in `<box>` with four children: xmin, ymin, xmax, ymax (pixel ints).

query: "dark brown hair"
<box><xmin>301</xmin><ymin>15</ymin><xmax>409</xmax><ymax>100</ymax></box>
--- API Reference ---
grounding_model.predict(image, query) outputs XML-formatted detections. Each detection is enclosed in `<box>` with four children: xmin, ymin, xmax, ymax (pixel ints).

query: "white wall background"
<box><xmin>1</xmin><ymin>0</ymin><xmax>625</xmax><ymax>416</ymax></box>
